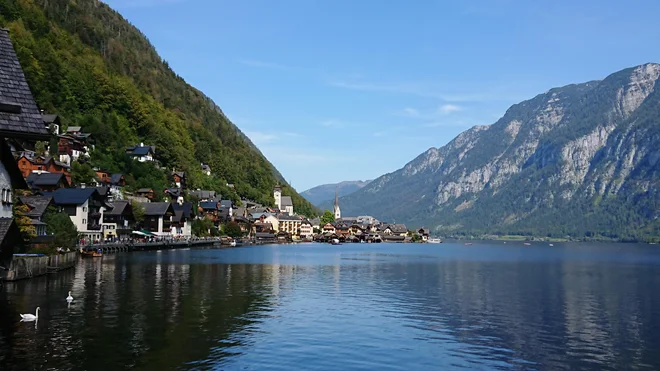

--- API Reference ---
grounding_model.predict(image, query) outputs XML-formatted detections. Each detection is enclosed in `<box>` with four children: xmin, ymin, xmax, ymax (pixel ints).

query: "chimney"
<box><xmin>80</xmin><ymin>183</ymin><xmax>86</xmax><ymax>189</ymax></box>
<box><xmin>140</xmin><ymin>142</ymin><xmax>144</xmax><ymax>147</ymax></box>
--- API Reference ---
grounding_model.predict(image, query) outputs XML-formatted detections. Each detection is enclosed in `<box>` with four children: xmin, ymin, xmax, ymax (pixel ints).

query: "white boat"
<box><xmin>427</xmin><ymin>238</ymin><xmax>442</xmax><ymax>244</ymax></box>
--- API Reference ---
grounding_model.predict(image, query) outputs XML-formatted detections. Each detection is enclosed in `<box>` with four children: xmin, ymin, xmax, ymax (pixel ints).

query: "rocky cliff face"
<box><xmin>338</xmin><ymin>63</ymin><xmax>660</xmax><ymax>240</ymax></box>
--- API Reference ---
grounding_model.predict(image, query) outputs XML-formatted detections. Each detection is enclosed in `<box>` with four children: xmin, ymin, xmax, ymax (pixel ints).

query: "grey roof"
<box><xmin>172</xmin><ymin>202</ymin><xmax>193</xmax><ymax>220</ymax></box>
<box><xmin>42</xmin><ymin>114</ymin><xmax>59</xmax><ymax>125</ymax></box>
<box><xmin>172</xmin><ymin>171</ymin><xmax>185</xmax><ymax>178</ymax></box>
<box><xmin>278</xmin><ymin>214</ymin><xmax>301</xmax><ymax>221</ymax></box>
<box><xmin>388</xmin><ymin>224</ymin><xmax>408</xmax><ymax>233</ymax></box>
<box><xmin>110</xmin><ymin>174</ymin><xmax>123</xmax><ymax>185</ymax></box>
<box><xmin>188</xmin><ymin>190</ymin><xmax>216</xmax><ymax>200</ymax></box>
<box><xmin>139</xmin><ymin>202</ymin><xmax>174</xmax><ymax>216</ymax></box>
<box><xmin>201</xmin><ymin>163</ymin><xmax>211</xmax><ymax>171</ymax></box>
<box><xmin>66</xmin><ymin>126</ymin><xmax>81</xmax><ymax>132</ymax></box>
<box><xmin>126</xmin><ymin>145</ymin><xmax>154</xmax><ymax>156</ymax></box>
<box><xmin>105</xmin><ymin>200</ymin><xmax>130</xmax><ymax>216</ymax></box>
<box><xmin>137</xmin><ymin>188</ymin><xmax>153</xmax><ymax>193</ymax></box>
<box><xmin>220</xmin><ymin>199</ymin><xmax>233</xmax><ymax>208</ymax></box>
<box><xmin>49</xmin><ymin>188</ymin><xmax>99</xmax><ymax>205</ymax></box>
<box><xmin>26</xmin><ymin>172</ymin><xmax>67</xmax><ymax>187</ymax></box>
<box><xmin>199</xmin><ymin>201</ymin><xmax>218</xmax><ymax>210</ymax></box>
<box><xmin>280</xmin><ymin>196</ymin><xmax>293</xmax><ymax>207</ymax></box>
<box><xmin>0</xmin><ymin>29</ymin><xmax>50</xmax><ymax>140</ymax></box>
<box><xmin>30</xmin><ymin>219</ymin><xmax>47</xmax><ymax>226</ymax></box>
<box><xmin>18</xmin><ymin>195</ymin><xmax>53</xmax><ymax>218</ymax></box>
<box><xmin>309</xmin><ymin>217</ymin><xmax>321</xmax><ymax>226</ymax></box>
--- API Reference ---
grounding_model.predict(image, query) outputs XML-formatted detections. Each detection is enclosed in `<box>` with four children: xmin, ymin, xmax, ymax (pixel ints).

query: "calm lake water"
<box><xmin>1</xmin><ymin>242</ymin><xmax>659</xmax><ymax>370</ymax></box>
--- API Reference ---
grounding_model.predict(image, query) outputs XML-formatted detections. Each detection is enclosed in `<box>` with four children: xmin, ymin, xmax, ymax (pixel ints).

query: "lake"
<box><xmin>1</xmin><ymin>242</ymin><xmax>659</xmax><ymax>370</ymax></box>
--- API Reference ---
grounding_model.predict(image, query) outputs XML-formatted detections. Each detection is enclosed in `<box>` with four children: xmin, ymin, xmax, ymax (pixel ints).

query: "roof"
<box><xmin>49</xmin><ymin>188</ymin><xmax>99</xmax><ymax>205</ymax></box>
<box><xmin>140</xmin><ymin>202</ymin><xmax>174</xmax><ymax>216</ymax></box>
<box><xmin>388</xmin><ymin>224</ymin><xmax>408</xmax><ymax>233</ymax></box>
<box><xmin>18</xmin><ymin>195</ymin><xmax>53</xmax><ymax>218</ymax></box>
<box><xmin>30</xmin><ymin>219</ymin><xmax>47</xmax><ymax>226</ymax></box>
<box><xmin>199</xmin><ymin>201</ymin><xmax>218</xmax><ymax>210</ymax></box>
<box><xmin>220</xmin><ymin>199</ymin><xmax>233</xmax><ymax>208</ymax></box>
<box><xmin>126</xmin><ymin>146</ymin><xmax>154</xmax><ymax>156</ymax></box>
<box><xmin>255</xmin><ymin>232</ymin><xmax>276</xmax><ymax>239</ymax></box>
<box><xmin>309</xmin><ymin>217</ymin><xmax>321</xmax><ymax>225</ymax></box>
<box><xmin>188</xmin><ymin>190</ymin><xmax>216</xmax><ymax>200</ymax></box>
<box><xmin>1</xmin><ymin>139</ymin><xmax>26</xmax><ymax>189</ymax></box>
<box><xmin>172</xmin><ymin>171</ymin><xmax>185</xmax><ymax>178</ymax></box>
<box><xmin>278</xmin><ymin>214</ymin><xmax>301</xmax><ymax>221</ymax></box>
<box><xmin>26</xmin><ymin>172</ymin><xmax>67</xmax><ymax>187</ymax></box>
<box><xmin>66</xmin><ymin>126</ymin><xmax>81</xmax><ymax>132</ymax></box>
<box><xmin>105</xmin><ymin>201</ymin><xmax>130</xmax><ymax>216</ymax></box>
<box><xmin>201</xmin><ymin>163</ymin><xmax>211</xmax><ymax>171</ymax></box>
<box><xmin>137</xmin><ymin>188</ymin><xmax>153</xmax><ymax>193</ymax></box>
<box><xmin>110</xmin><ymin>174</ymin><xmax>124</xmax><ymax>185</ymax></box>
<box><xmin>42</xmin><ymin>114</ymin><xmax>59</xmax><ymax>125</ymax></box>
<box><xmin>280</xmin><ymin>196</ymin><xmax>293</xmax><ymax>207</ymax></box>
<box><xmin>172</xmin><ymin>202</ymin><xmax>193</xmax><ymax>219</ymax></box>
<box><xmin>0</xmin><ymin>29</ymin><xmax>50</xmax><ymax>140</ymax></box>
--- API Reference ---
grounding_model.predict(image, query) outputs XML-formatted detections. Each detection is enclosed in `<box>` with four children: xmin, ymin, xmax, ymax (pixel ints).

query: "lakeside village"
<box><xmin>0</xmin><ymin>28</ymin><xmax>436</xmax><ymax>272</ymax></box>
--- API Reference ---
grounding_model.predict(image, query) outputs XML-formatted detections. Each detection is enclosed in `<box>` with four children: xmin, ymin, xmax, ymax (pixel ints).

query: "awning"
<box><xmin>132</xmin><ymin>230</ymin><xmax>155</xmax><ymax>237</ymax></box>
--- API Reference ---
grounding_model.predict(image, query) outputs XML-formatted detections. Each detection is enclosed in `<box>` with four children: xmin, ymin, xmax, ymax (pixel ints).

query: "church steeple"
<box><xmin>333</xmin><ymin>186</ymin><xmax>341</xmax><ymax>219</ymax></box>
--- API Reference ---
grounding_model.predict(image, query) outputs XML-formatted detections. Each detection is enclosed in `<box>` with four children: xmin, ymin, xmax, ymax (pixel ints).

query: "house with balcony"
<box><xmin>57</xmin><ymin>133</ymin><xmax>90</xmax><ymax>166</ymax></box>
<box><xmin>17</xmin><ymin>195</ymin><xmax>54</xmax><ymax>237</ymax></box>
<box><xmin>138</xmin><ymin>202</ymin><xmax>175</xmax><ymax>236</ymax></box>
<box><xmin>188</xmin><ymin>189</ymin><xmax>217</xmax><ymax>202</ymax></box>
<box><xmin>16</xmin><ymin>153</ymin><xmax>71</xmax><ymax>184</ymax></box>
<box><xmin>102</xmin><ymin>201</ymin><xmax>135</xmax><ymax>240</ymax></box>
<box><xmin>136</xmin><ymin>188</ymin><xmax>154</xmax><ymax>201</ymax></box>
<box><xmin>47</xmin><ymin>188</ymin><xmax>109</xmax><ymax>242</ymax></box>
<box><xmin>172</xmin><ymin>170</ymin><xmax>186</xmax><ymax>188</ymax></box>
<box><xmin>278</xmin><ymin>214</ymin><xmax>302</xmax><ymax>237</ymax></box>
<box><xmin>171</xmin><ymin>202</ymin><xmax>193</xmax><ymax>237</ymax></box>
<box><xmin>0</xmin><ymin>28</ymin><xmax>54</xmax><ymax>264</ymax></box>
<box><xmin>300</xmin><ymin>219</ymin><xmax>313</xmax><ymax>239</ymax></box>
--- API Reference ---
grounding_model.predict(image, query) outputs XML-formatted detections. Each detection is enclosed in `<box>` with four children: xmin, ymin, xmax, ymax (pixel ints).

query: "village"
<box><xmin>0</xmin><ymin>27</ymin><xmax>435</xmax><ymax>265</ymax></box>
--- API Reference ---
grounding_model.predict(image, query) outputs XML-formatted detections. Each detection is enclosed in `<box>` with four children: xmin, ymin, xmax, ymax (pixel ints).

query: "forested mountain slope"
<box><xmin>337</xmin><ymin>64</ymin><xmax>660</xmax><ymax>241</ymax></box>
<box><xmin>0</xmin><ymin>0</ymin><xmax>317</xmax><ymax>216</ymax></box>
<box><xmin>302</xmin><ymin>180</ymin><xmax>371</xmax><ymax>206</ymax></box>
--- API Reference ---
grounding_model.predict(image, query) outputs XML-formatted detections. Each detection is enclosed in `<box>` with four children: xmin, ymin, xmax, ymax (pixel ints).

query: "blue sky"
<box><xmin>104</xmin><ymin>0</ymin><xmax>660</xmax><ymax>191</ymax></box>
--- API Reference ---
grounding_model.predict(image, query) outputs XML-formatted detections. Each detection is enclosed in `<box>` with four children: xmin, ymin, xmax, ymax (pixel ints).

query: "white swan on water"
<box><xmin>66</xmin><ymin>291</ymin><xmax>73</xmax><ymax>302</ymax></box>
<box><xmin>20</xmin><ymin>307</ymin><xmax>40</xmax><ymax>321</ymax></box>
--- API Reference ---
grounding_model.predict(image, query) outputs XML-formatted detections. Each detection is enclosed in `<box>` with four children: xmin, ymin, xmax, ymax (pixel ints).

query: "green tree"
<box><xmin>35</xmin><ymin>141</ymin><xmax>48</xmax><ymax>156</ymax></box>
<box><xmin>320</xmin><ymin>210</ymin><xmax>335</xmax><ymax>225</ymax></box>
<box><xmin>71</xmin><ymin>162</ymin><xmax>97</xmax><ymax>186</ymax></box>
<box><xmin>132</xmin><ymin>203</ymin><xmax>145</xmax><ymax>228</ymax></box>
<box><xmin>13</xmin><ymin>203</ymin><xmax>36</xmax><ymax>246</ymax></box>
<box><xmin>223</xmin><ymin>221</ymin><xmax>243</xmax><ymax>238</ymax></box>
<box><xmin>43</xmin><ymin>206</ymin><xmax>78</xmax><ymax>250</ymax></box>
<box><xmin>192</xmin><ymin>216</ymin><xmax>214</xmax><ymax>237</ymax></box>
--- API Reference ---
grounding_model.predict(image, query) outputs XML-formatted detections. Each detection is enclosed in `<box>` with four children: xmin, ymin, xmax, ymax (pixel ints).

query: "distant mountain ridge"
<box><xmin>302</xmin><ymin>180</ymin><xmax>372</xmax><ymax>206</ymax></box>
<box><xmin>333</xmin><ymin>63</ymin><xmax>660</xmax><ymax>241</ymax></box>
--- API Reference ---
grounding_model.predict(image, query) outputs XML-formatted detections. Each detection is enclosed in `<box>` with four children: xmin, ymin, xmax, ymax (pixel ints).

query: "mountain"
<box><xmin>336</xmin><ymin>63</ymin><xmax>660</xmax><ymax>241</ymax></box>
<box><xmin>302</xmin><ymin>180</ymin><xmax>372</xmax><ymax>206</ymax></box>
<box><xmin>0</xmin><ymin>0</ymin><xmax>316</xmax><ymax>216</ymax></box>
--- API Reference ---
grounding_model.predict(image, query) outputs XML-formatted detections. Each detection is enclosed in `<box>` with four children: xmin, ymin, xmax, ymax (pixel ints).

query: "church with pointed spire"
<box><xmin>333</xmin><ymin>186</ymin><xmax>341</xmax><ymax>219</ymax></box>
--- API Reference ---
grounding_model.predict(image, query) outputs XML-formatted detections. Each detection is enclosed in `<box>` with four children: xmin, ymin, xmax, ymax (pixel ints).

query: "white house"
<box><xmin>139</xmin><ymin>202</ymin><xmax>175</xmax><ymax>236</ymax></box>
<box><xmin>126</xmin><ymin>143</ymin><xmax>156</xmax><ymax>163</ymax></box>
<box><xmin>300</xmin><ymin>220</ymin><xmax>313</xmax><ymax>238</ymax></box>
<box><xmin>49</xmin><ymin>188</ymin><xmax>108</xmax><ymax>242</ymax></box>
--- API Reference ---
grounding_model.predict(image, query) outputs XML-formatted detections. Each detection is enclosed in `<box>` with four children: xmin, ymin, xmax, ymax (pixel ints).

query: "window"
<box><xmin>83</xmin><ymin>207</ymin><xmax>87</xmax><ymax>212</ymax></box>
<box><xmin>1</xmin><ymin>189</ymin><xmax>5</xmax><ymax>203</ymax></box>
<box><xmin>83</xmin><ymin>219</ymin><xmax>87</xmax><ymax>224</ymax></box>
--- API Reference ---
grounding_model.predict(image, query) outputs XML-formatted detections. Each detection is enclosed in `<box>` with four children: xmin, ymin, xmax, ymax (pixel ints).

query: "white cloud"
<box><xmin>438</xmin><ymin>104</ymin><xmax>462</xmax><ymax>114</ymax></box>
<box><xmin>244</xmin><ymin>131</ymin><xmax>279</xmax><ymax>146</ymax></box>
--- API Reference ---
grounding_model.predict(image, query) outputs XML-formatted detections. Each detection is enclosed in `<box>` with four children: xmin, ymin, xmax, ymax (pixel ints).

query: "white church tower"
<box><xmin>333</xmin><ymin>186</ymin><xmax>341</xmax><ymax>220</ymax></box>
<box><xmin>273</xmin><ymin>185</ymin><xmax>282</xmax><ymax>210</ymax></box>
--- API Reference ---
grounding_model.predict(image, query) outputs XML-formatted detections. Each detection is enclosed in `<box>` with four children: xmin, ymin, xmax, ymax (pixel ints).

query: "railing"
<box><xmin>87</xmin><ymin>224</ymin><xmax>102</xmax><ymax>231</ymax></box>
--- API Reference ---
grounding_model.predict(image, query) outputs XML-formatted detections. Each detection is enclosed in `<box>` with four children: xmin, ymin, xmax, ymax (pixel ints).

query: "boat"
<box><xmin>427</xmin><ymin>238</ymin><xmax>442</xmax><ymax>244</ymax></box>
<box><xmin>524</xmin><ymin>242</ymin><xmax>531</xmax><ymax>246</ymax></box>
<box><xmin>80</xmin><ymin>248</ymin><xmax>102</xmax><ymax>257</ymax></box>
<box><xmin>464</xmin><ymin>242</ymin><xmax>473</xmax><ymax>246</ymax></box>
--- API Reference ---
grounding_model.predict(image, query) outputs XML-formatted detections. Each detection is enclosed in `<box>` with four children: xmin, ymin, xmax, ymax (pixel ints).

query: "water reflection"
<box><xmin>0</xmin><ymin>243</ymin><xmax>658</xmax><ymax>370</ymax></box>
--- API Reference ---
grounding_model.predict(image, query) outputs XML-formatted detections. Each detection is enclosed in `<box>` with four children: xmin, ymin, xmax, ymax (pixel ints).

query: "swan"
<box><xmin>66</xmin><ymin>291</ymin><xmax>73</xmax><ymax>302</ymax></box>
<box><xmin>20</xmin><ymin>307</ymin><xmax>40</xmax><ymax>321</ymax></box>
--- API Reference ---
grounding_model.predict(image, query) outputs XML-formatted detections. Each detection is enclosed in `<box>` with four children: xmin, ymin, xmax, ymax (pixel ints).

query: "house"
<box><xmin>17</xmin><ymin>195</ymin><xmax>54</xmax><ymax>237</ymax></box>
<box><xmin>102</xmin><ymin>201</ymin><xmax>134</xmax><ymax>240</ymax></box>
<box><xmin>26</xmin><ymin>172</ymin><xmax>70</xmax><ymax>192</ymax></box>
<box><xmin>0</xmin><ymin>27</ymin><xmax>52</xmax><ymax>261</ymax></box>
<box><xmin>138</xmin><ymin>202</ymin><xmax>175</xmax><ymax>236</ymax></box>
<box><xmin>278</xmin><ymin>214</ymin><xmax>302</xmax><ymax>237</ymax></box>
<box><xmin>322</xmin><ymin>223</ymin><xmax>336</xmax><ymax>234</ymax></box>
<box><xmin>309</xmin><ymin>217</ymin><xmax>321</xmax><ymax>231</ymax></box>
<box><xmin>164</xmin><ymin>188</ymin><xmax>184</xmax><ymax>204</ymax></box>
<box><xmin>16</xmin><ymin>153</ymin><xmax>72</xmax><ymax>184</ymax></box>
<box><xmin>188</xmin><ymin>189</ymin><xmax>216</xmax><ymax>202</ymax></box>
<box><xmin>357</xmin><ymin>216</ymin><xmax>379</xmax><ymax>225</ymax></box>
<box><xmin>47</xmin><ymin>188</ymin><xmax>109</xmax><ymax>242</ymax></box>
<box><xmin>42</xmin><ymin>113</ymin><xmax>61</xmax><ymax>135</ymax></box>
<box><xmin>300</xmin><ymin>220</ymin><xmax>313</xmax><ymax>239</ymax></box>
<box><xmin>172</xmin><ymin>170</ymin><xmax>185</xmax><ymax>188</ymax></box>
<box><xmin>126</xmin><ymin>143</ymin><xmax>156</xmax><ymax>162</ymax></box>
<box><xmin>220</xmin><ymin>199</ymin><xmax>233</xmax><ymax>218</ymax></box>
<box><xmin>136</xmin><ymin>188</ymin><xmax>154</xmax><ymax>200</ymax></box>
<box><xmin>96</xmin><ymin>171</ymin><xmax>125</xmax><ymax>189</ymax></box>
<box><xmin>57</xmin><ymin>131</ymin><xmax>92</xmax><ymax>165</ymax></box>
<box><xmin>103</xmin><ymin>174</ymin><xmax>125</xmax><ymax>200</ymax></box>
<box><xmin>254</xmin><ymin>222</ymin><xmax>273</xmax><ymax>233</ymax></box>
<box><xmin>382</xmin><ymin>224</ymin><xmax>408</xmax><ymax>237</ymax></box>
<box><xmin>199</xmin><ymin>201</ymin><xmax>221</xmax><ymax>222</ymax></box>
<box><xmin>201</xmin><ymin>163</ymin><xmax>211</xmax><ymax>176</ymax></box>
<box><xmin>417</xmin><ymin>228</ymin><xmax>430</xmax><ymax>242</ymax></box>
<box><xmin>261</xmin><ymin>214</ymin><xmax>280</xmax><ymax>232</ymax></box>
<box><xmin>335</xmin><ymin>223</ymin><xmax>350</xmax><ymax>238</ymax></box>
<box><xmin>171</xmin><ymin>202</ymin><xmax>193</xmax><ymax>237</ymax></box>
